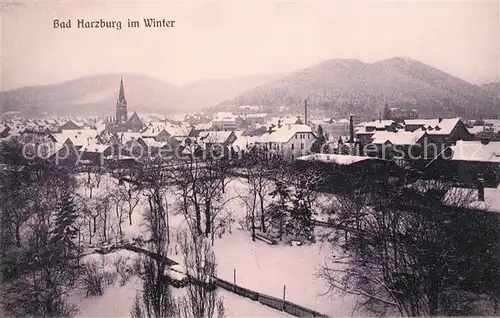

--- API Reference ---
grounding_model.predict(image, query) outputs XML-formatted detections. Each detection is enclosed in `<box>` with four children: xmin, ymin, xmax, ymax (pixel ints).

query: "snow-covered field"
<box><xmin>211</xmin><ymin>230</ymin><xmax>358</xmax><ymax>317</ymax></box>
<box><xmin>72</xmin><ymin>250</ymin><xmax>291</xmax><ymax>317</ymax></box>
<box><xmin>73</xmin><ymin>277</ymin><xmax>291</xmax><ymax>317</ymax></box>
<box><xmin>73</xmin><ymin>172</ymin><xmax>359</xmax><ymax>317</ymax></box>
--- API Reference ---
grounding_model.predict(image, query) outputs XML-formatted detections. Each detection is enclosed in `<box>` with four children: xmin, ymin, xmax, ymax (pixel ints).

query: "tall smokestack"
<box><xmin>304</xmin><ymin>99</ymin><xmax>308</xmax><ymax>125</ymax></box>
<box><xmin>349</xmin><ymin>115</ymin><xmax>354</xmax><ymax>143</ymax></box>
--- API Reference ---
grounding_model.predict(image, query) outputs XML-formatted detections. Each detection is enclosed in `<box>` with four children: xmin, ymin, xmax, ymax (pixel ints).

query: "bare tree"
<box><xmin>132</xmin><ymin>161</ymin><xmax>177</xmax><ymax>318</ymax></box>
<box><xmin>131</xmin><ymin>254</ymin><xmax>177</xmax><ymax>318</ymax></box>
<box><xmin>119</xmin><ymin>179</ymin><xmax>141</xmax><ymax>226</ymax></box>
<box><xmin>173</xmin><ymin>152</ymin><xmax>235</xmax><ymax>241</ymax></box>
<box><xmin>235</xmin><ymin>180</ymin><xmax>258</xmax><ymax>241</ymax></box>
<box><xmin>238</xmin><ymin>150</ymin><xmax>274</xmax><ymax>235</ymax></box>
<box><xmin>318</xmin><ymin>173</ymin><xmax>500</xmax><ymax>316</ymax></box>
<box><xmin>176</xmin><ymin>230</ymin><xmax>225</xmax><ymax>318</ymax></box>
<box><xmin>139</xmin><ymin>162</ymin><xmax>172</xmax><ymax>250</ymax></box>
<box><xmin>82</xmin><ymin>167</ymin><xmax>105</xmax><ymax>199</ymax></box>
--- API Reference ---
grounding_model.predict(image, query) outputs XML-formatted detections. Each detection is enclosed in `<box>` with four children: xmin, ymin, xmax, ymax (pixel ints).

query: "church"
<box><xmin>105</xmin><ymin>77</ymin><xmax>144</xmax><ymax>133</ymax></box>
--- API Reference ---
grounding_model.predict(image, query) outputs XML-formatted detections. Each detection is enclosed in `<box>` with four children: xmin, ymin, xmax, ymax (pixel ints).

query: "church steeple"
<box><xmin>118</xmin><ymin>76</ymin><xmax>126</xmax><ymax>104</ymax></box>
<box><xmin>116</xmin><ymin>76</ymin><xmax>128</xmax><ymax>124</ymax></box>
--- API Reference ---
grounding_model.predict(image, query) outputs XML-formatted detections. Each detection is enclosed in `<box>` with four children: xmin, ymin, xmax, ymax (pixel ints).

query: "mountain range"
<box><xmin>1</xmin><ymin>57</ymin><xmax>499</xmax><ymax>119</ymax></box>
<box><xmin>221</xmin><ymin>57</ymin><xmax>499</xmax><ymax>119</ymax></box>
<box><xmin>0</xmin><ymin>73</ymin><xmax>283</xmax><ymax>117</ymax></box>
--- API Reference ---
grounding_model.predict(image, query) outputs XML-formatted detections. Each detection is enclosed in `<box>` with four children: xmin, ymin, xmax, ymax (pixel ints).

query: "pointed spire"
<box><xmin>118</xmin><ymin>76</ymin><xmax>126</xmax><ymax>103</ymax></box>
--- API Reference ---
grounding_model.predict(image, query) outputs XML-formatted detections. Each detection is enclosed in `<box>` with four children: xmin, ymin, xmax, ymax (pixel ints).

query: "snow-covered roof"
<box><xmin>371</xmin><ymin>129</ymin><xmax>426</xmax><ymax>146</ymax></box>
<box><xmin>260</xmin><ymin>124</ymin><xmax>314</xmax><ymax>143</ymax></box>
<box><xmin>52</xmin><ymin>130</ymin><xmax>99</xmax><ymax>146</ymax></box>
<box><xmin>194</xmin><ymin>122</ymin><xmax>213</xmax><ymax>130</ymax></box>
<box><xmin>145</xmin><ymin>121</ymin><xmax>191</xmax><ymax>137</ymax></box>
<box><xmin>199</xmin><ymin>130</ymin><xmax>233</xmax><ymax>144</ymax></box>
<box><xmin>405</xmin><ymin>118</ymin><xmax>461</xmax><ymax>135</ymax></box>
<box><xmin>358</xmin><ymin>120</ymin><xmax>395</xmax><ymax>129</ymax></box>
<box><xmin>266</xmin><ymin>116</ymin><xmax>300</xmax><ymax>126</ymax></box>
<box><xmin>297</xmin><ymin>153</ymin><xmax>380</xmax><ymax>165</ymax></box>
<box><xmin>444</xmin><ymin>185</ymin><xmax>500</xmax><ymax>213</ymax></box>
<box><xmin>232</xmin><ymin>131</ymin><xmax>260</xmax><ymax>150</ymax></box>
<box><xmin>404</xmin><ymin>119</ymin><xmax>440</xmax><ymax>126</ymax></box>
<box><xmin>81</xmin><ymin>143</ymin><xmax>111</xmax><ymax>153</ymax></box>
<box><xmin>119</xmin><ymin>132</ymin><xmax>142</xmax><ymax>142</ymax></box>
<box><xmin>450</xmin><ymin>140</ymin><xmax>500</xmax><ymax>163</ymax></box>
<box><xmin>242</xmin><ymin>113</ymin><xmax>268</xmax><ymax>119</ymax></box>
<box><xmin>467</xmin><ymin>126</ymin><xmax>487</xmax><ymax>134</ymax></box>
<box><xmin>354</xmin><ymin>126</ymin><xmax>376</xmax><ymax>135</ymax></box>
<box><xmin>141</xmin><ymin>138</ymin><xmax>168</xmax><ymax>148</ymax></box>
<box><xmin>165</xmin><ymin>122</ymin><xmax>191</xmax><ymax>137</ymax></box>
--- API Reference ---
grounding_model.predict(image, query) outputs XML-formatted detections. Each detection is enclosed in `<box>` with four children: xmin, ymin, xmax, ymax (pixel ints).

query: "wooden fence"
<box><xmin>215</xmin><ymin>277</ymin><xmax>328</xmax><ymax>317</ymax></box>
<box><xmin>92</xmin><ymin>245</ymin><xmax>328</xmax><ymax>317</ymax></box>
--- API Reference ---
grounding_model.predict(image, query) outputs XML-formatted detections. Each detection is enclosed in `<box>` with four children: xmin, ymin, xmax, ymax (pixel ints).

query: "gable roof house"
<box><xmin>137</xmin><ymin>137</ymin><xmax>178</xmax><ymax>159</ymax></box>
<box><xmin>404</xmin><ymin>118</ymin><xmax>471</xmax><ymax>146</ymax></box>
<box><xmin>60</xmin><ymin>119</ymin><xmax>83</xmax><ymax>131</ymax></box>
<box><xmin>80</xmin><ymin>143</ymin><xmax>113</xmax><ymax>165</ymax></box>
<box><xmin>198</xmin><ymin>130</ymin><xmax>237</xmax><ymax>158</ymax></box>
<box><xmin>258</xmin><ymin>124</ymin><xmax>317</xmax><ymax>160</ymax></box>
<box><xmin>211</xmin><ymin>112</ymin><xmax>237</xmax><ymax>131</ymax></box>
<box><xmin>369</xmin><ymin>129</ymin><xmax>438</xmax><ymax>161</ymax></box>
<box><xmin>51</xmin><ymin>130</ymin><xmax>99</xmax><ymax>151</ymax></box>
<box><xmin>45</xmin><ymin>138</ymin><xmax>81</xmax><ymax>165</ymax></box>
<box><xmin>199</xmin><ymin>131</ymin><xmax>237</xmax><ymax>146</ymax></box>
<box><xmin>141</xmin><ymin>127</ymin><xmax>171</xmax><ymax>142</ymax></box>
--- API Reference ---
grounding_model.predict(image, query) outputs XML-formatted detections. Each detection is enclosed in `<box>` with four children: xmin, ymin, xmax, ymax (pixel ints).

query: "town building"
<box><xmin>105</xmin><ymin>78</ymin><xmax>144</xmax><ymax>133</ymax></box>
<box><xmin>258</xmin><ymin>124</ymin><xmax>317</xmax><ymax>160</ymax></box>
<box><xmin>404</xmin><ymin>118</ymin><xmax>472</xmax><ymax>146</ymax></box>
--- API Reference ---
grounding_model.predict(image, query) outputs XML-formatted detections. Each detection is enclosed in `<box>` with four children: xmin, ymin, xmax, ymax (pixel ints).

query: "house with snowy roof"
<box><xmin>140</xmin><ymin>127</ymin><xmax>171</xmax><ymax>142</ymax></box>
<box><xmin>211</xmin><ymin>112</ymin><xmax>237</xmax><ymax>131</ymax></box>
<box><xmin>80</xmin><ymin>143</ymin><xmax>113</xmax><ymax>165</ymax></box>
<box><xmin>196</xmin><ymin>130</ymin><xmax>237</xmax><ymax>158</ymax></box>
<box><xmin>369</xmin><ymin>129</ymin><xmax>438</xmax><ymax>160</ymax></box>
<box><xmin>44</xmin><ymin>138</ymin><xmax>81</xmax><ymax>165</ymax></box>
<box><xmin>404</xmin><ymin>118</ymin><xmax>471</xmax><ymax>146</ymax></box>
<box><xmin>51</xmin><ymin>130</ymin><xmax>100</xmax><ymax>150</ymax></box>
<box><xmin>257</xmin><ymin>124</ymin><xmax>317</xmax><ymax>160</ymax></box>
<box><xmin>60</xmin><ymin>119</ymin><xmax>83</xmax><ymax>130</ymax></box>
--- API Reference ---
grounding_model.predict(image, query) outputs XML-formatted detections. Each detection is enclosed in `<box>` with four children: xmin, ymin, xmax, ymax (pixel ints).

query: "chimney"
<box><xmin>349</xmin><ymin>115</ymin><xmax>354</xmax><ymax>143</ymax></box>
<box><xmin>478</xmin><ymin>174</ymin><xmax>485</xmax><ymax>201</ymax></box>
<box><xmin>304</xmin><ymin>100</ymin><xmax>308</xmax><ymax>125</ymax></box>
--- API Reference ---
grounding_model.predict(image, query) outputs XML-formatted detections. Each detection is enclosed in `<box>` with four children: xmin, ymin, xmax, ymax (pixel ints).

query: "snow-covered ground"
<box><xmin>74</xmin><ymin>172</ymin><xmax>358</xmax><ymax>317</ymax></box>
<box><xmin>72</xmin><ymin>251</ymin><xmax>291</xmax><ymax>317</ymax></box>
<box><xmin>73</xmin><ymin>277</ymin><xmax>291</xmax><ymax>317</ymax></box>
<box><xmin>210</xmin><ymin>230</ymin><xmax>358</xmax><ymax>317</ymax></box>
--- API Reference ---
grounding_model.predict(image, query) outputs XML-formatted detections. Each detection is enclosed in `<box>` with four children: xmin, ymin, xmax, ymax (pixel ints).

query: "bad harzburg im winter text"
<box><xmin>53</xmin><ymin>18</ymin><xmax>176</xmax><ymax>30</ymax></box>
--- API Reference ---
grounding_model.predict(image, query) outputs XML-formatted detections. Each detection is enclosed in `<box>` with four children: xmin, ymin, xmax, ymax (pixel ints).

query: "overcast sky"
<box><xmin>1</xmin><ymin>0</ymin><xmax>499</xmax><ymax>91</ymax></box>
